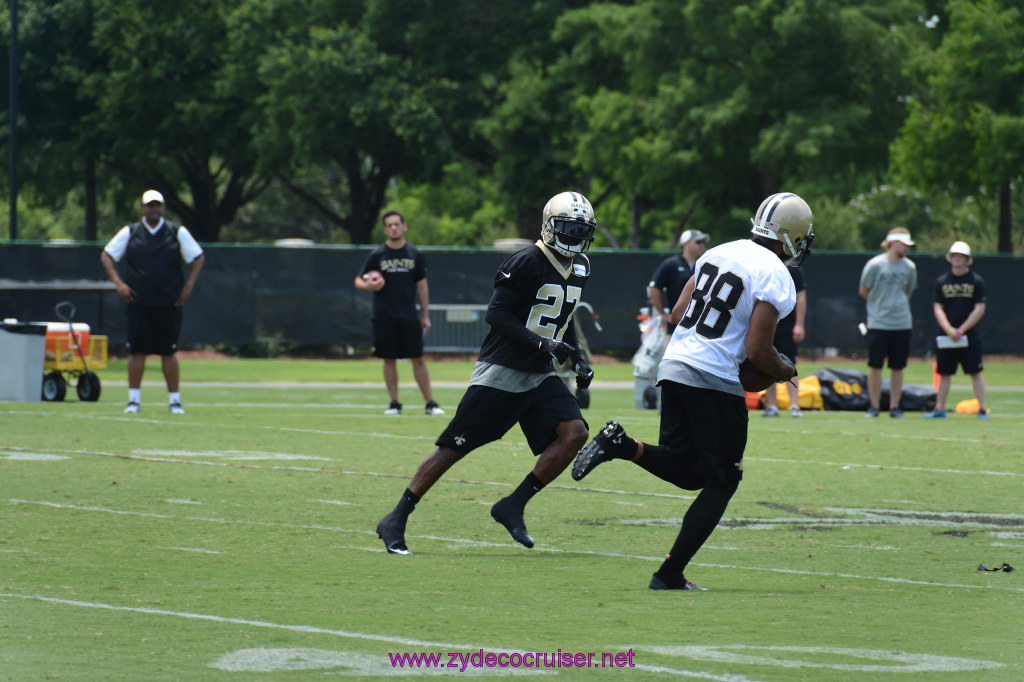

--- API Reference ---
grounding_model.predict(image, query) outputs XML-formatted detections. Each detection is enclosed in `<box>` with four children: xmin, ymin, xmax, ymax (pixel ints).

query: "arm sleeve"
<box><xmin>859</xmin><ymin>260</ymin><xmax>876</xmax><ymax>289</ymax></box>
<box><xmin>563</xmin><ymin>317</ymin><xmax>580</xmax><ymax>348</ymax></box>
<box><xmin>754</xmin><ymin>265</ymin><xmax>796</xmax><ymax>320</ymax></box>
<box><xmin>974</xmin><ymin>275</ymin><xmax>986</xmax><ymax>303</ymax></box>
<box><xmin>103</xmin><ymin>226</ymin><xmax>131</xmax><ymax>262</ymax></box>
<box><xmin>177</xmin><ymin>227</ymin><xmax>204</xmax><ymax>263</ymax></box>
<box><xmin>650</xmin><ymin>259</ymin><xmax>670</xmax><ymax>290</ymax></box>
<box><xmin>414</xmin><ymin>249</ymin><xmax>427</xmax><ymax>282</ymax></box>
<box><xmin>485</xmin><ymin>284</ymin><xmax>545</xmax><ymax>351</ymax></box>
<box><xmin>359</xmin><ymin>251</ymin><xmax>379</xmax><ymax>276</ymax></box>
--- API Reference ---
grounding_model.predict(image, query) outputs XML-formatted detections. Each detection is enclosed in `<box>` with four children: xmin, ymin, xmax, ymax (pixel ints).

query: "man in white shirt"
<box><xmin>100</xmin><ymin>190</ymin><xmax>205</xmax><ymax>415</ymax></box>
<box><xmin>573</xmin><ymin>192</ymin><xmax>813</xmax><ymax>591</ymax></box>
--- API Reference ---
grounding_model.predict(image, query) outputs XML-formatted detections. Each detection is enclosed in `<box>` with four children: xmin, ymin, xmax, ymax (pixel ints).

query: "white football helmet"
<box><xmin>750</xmin><ymin>192</ymin><xmax>814</xmax><ymax>266</ymax></box>
<box><xmin>541</xmin><ymin>191</ymin><xmax>596</xmax><ymax>258</ymax></box>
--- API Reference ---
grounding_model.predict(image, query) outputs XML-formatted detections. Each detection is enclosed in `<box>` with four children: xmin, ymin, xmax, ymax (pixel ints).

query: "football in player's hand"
<box><xmin>362</xmin><ymin>270</ymin><xmax>385</xmax><ymax>290</ymax></box>
<box><xmin>738</xmin><ymin>358</ymin><xmax>775</xmax><ymax>393</ymax></box>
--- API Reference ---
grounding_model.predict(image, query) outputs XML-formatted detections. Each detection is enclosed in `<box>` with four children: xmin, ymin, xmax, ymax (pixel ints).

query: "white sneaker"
<box><xmin>124</xmin><ymin>401</ymin><xmax>140</xmax><ymax>414</ymax></box>
<box><xmin>789</xmin><ymin>405</ymin><xmax>803</xmax><ymax>418</ymax></box>
<box><xmin>761</xmin><ymin>405</ymin><xmax>779</xmax><ymax>417</ymax></box>
<box><xmin>169</xmin><ymin>402</ymin><xmax>186</xmax><ymax>415</ymax></box>
<box><xmin>384</xmin><ymin>401</ymin><xmax>402</xmax><ymax>415</ymax></box>
<box><xmin>425</xmin><ymin>401</ymin><xmax>445</xmax><ymax>415</ymax></box>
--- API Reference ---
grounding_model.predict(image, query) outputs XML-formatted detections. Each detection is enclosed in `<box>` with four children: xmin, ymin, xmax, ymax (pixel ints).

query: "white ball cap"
<box><xmin>679</xmin><ymin>228</ymin><xmax>709</xmax><ymax>246</ymax></box>
<box><xmin>946</xmin><ymin>240</ymin><xmax>972</xmax><ymax>265</ymax></box>
<box><xmin>141</xmin><ymin>189</ymin><xmax>164</xmax><ymax>205</ymax></box>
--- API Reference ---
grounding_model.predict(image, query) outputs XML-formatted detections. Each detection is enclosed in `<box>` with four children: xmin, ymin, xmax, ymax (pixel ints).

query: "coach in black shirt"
<box><xmin>101</xmin><ymin>189</ymin><xmax>205</xmax><ymax>415</ymax></box>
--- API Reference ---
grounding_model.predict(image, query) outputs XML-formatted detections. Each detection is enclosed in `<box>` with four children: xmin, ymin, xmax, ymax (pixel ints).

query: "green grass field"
<box><xmin>3</xmin><ymin>357</ymin><xmax>1021</xmax><ymax>680</ymax></box>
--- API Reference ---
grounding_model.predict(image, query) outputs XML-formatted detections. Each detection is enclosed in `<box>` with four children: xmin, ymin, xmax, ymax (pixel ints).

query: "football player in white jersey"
<box><xmin>572</xmin><ymin>192</ymin><xmax>813</xmax><ymax>590</ymax></box>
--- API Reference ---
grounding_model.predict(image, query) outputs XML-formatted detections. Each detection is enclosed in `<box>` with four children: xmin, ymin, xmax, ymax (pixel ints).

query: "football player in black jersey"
<box><xmin>376</xmin><ymin>192</ymin><xmax>598</xmax><ymax>554</ymax></box>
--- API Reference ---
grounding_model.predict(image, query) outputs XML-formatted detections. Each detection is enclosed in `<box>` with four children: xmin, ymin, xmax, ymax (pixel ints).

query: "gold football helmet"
<box><xmin>541</xmin><ymin>192</ymin><xmax>596</xmax><ymax>258</ymax></box>
<box><xmin>750</xmin><ymin>192</ymin><xmax>814</xmax><ymax>266</ymax></box>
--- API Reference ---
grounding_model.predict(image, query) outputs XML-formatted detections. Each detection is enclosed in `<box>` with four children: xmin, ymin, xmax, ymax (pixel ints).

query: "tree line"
<box><xmin>1</xmin><ymin>0</ymin><xmax>1021</xmax><ymax>252</ymax></box>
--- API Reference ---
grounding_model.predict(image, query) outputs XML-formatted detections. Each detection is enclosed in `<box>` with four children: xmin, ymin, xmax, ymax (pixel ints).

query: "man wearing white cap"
<box><xmin>858</xmin><ymin>227</ymin><xmax>917</xmax><ymax>417</ymax></box>
<box><xmin>640</xmin><ymin>229</ymin><xmax>709</xmax><ymax>407</ymax></box>
<box><xmin>924</xmin><ymin>241</ymin><xmax>987</xmax><ymax>419</ymax></box>
<box><xmin>100</xmin><ymin>190</ymin><xmax>205</xmax><ymax>414</ymax></box>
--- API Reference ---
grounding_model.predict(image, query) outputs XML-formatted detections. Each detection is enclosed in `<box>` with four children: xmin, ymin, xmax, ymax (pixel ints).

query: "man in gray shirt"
<box><xmin>858</xmin><ymin>227</ymin><xmax>917</xmax><ymax>417</ymax></box>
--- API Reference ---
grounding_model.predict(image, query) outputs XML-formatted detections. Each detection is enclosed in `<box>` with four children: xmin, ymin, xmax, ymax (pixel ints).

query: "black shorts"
<box><xmin>125</xmin><ymin>305</ymin><xmax>182</xmax><ymax>356</ymax></box>
<box><xmin>436</xmin><ymin>376</ymin><xmax>587</xmax><ymax>456</ymax></box>
<box><xmin>656</xmin><ymin>381</ymin><xmax>748</xmax><ymax>485</ymax></box>
<box><xmin>867</xmin><ymin>329</ymin><xmax>911</xmax><ymax>370</ymax></box>
<box><xmin>935</xmin><ymin>334</ymin><xmax>983</xmax><ymax>375</ymax></box>
<box><xmin>372</xmin><ymin>318</ymin><xmax>424</xmax><ymax>359</ymax></box>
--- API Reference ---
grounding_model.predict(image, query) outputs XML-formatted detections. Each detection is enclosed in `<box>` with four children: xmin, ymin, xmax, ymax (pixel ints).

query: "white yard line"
<box><xmin>5</xmin><ymin>498</ymin><xmax>1022</xmax><ymax>593</ymax></box>
<box><xmin>0</xmin><ymin>592</ymin><xmax>1004</xmax><ymax>677</ymax></box>
<box><xmin>2</xmin><ymin>443</ymin><xmax>1019</xmax><ymax>483</ymax></box>
<box><xmin>0</xmin><ymin>592</ymin><xmax>767</xmax><ymax>680</ymax></box>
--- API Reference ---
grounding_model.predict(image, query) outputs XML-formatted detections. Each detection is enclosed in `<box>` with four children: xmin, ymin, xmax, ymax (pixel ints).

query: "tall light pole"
<box><xmin>8</xmin><ymin>0</ymin><xmax>18</xmax><ymax>240</ymax></box>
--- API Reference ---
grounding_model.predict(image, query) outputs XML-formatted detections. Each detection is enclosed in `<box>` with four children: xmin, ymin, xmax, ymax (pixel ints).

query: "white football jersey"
<box><xmin>661</xmin><ymin>239</ymin><xmax>795</xmax><ymax>383</ymax></box>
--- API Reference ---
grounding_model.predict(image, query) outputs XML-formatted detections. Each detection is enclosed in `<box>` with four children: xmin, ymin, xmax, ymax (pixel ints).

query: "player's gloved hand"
<box><xmin>574</xmin><ymin>360</ymin><xmax>594</xmax><ymax>390</ymax></box>
<box><xmin>539</xmin><ymin>338</ymin><xmax>573</xmax><ymax>364</ymax></box>
<box><xmin>777</xmin><ymin>353</ymin><xmax>798</xmax><ymax>383</ymax></box>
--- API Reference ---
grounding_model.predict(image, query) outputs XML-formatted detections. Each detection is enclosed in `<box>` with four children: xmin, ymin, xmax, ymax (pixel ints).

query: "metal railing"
<box><xmin>424</xmin><ymin>304</ymin><xmax>489</xmax><ymax>352</ymax></box>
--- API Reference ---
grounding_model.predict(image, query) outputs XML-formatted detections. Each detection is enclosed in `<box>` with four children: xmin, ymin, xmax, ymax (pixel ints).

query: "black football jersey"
<box><xmin>478</xmin><ymin>242</ymin><xmax>591</xmax><ymax>373</ymax></box>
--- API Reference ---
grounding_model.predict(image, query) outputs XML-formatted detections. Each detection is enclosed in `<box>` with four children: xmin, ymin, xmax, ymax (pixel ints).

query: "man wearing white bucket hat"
<box><xmin>924</xmin><ymin>241</ymin><xmax>988</xmax><ymax>419</ymax></box>
<box><xmin>858</xmin><ymin>227</ymin><xmax>917</xmax><ymax>417</ymax></box>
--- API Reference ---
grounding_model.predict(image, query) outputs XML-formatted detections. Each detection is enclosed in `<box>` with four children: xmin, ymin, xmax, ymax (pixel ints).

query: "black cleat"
<box><xmin>490</xmin><ymin>497</ymin><xmax>534</xmax><ymax>548</ymax></box>
<box><xmin>572</xmin><ymin>421</ymin><xmax>636</xmax><ymax>481</ymax></box>
<box><xmin>376</xmin><ymin>511</ymin><xmax>412</xmax><ymax>555</ymax></box>
<box><xmin>649</xmin><ymin>573</ymin><xmax>707</xmax><ymax>591</ymax></box>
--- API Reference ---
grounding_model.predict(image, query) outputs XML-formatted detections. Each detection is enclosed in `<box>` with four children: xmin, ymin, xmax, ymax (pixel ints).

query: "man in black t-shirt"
<box><xmin>924</xmin><ymin>241</ymin><xmax>988</xmax><ymax>419</ymax></box>
<box><xmin>354</xmin><ymin>211</ymin><xmax>443</xmax><ymax>416</ymax></box>
<box><xmin>375</xmin><ymin>192</ymin><xmax>598</xmax><ymax>555</ymax></box>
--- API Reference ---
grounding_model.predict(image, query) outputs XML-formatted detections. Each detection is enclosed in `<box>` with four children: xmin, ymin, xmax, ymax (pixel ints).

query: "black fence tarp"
<box><xmin>1</xmin><ymin>242</ymin><xmax>1021</xmax><ymax>354</ymax></box>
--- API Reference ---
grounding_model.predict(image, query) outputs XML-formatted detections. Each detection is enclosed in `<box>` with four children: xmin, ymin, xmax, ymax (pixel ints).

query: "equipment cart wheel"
<box><xmin>42</xmin><ymin>371</ymin><xmax>67</xmax><ymax>401</ymax></box>
<box><xmin>76</xmin><ymin>371</ymin><xmax>102</xmax><ymax>402</ymax></box>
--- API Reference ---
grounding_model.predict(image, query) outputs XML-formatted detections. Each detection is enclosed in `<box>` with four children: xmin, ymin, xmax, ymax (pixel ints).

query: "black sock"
<box><xmin>395</xmin><ymin>488</ymin><xmax>420</xmax><ymax>516</ymax></box>
<box><xmin>656</xmin><ymin>480</ymin><xmax>738</xmax><ymax>578</ymax></box>
<box><xmin>509</xmin><ymin>472</ymin><xmax>545</xmax><ymax>505</ymax></box>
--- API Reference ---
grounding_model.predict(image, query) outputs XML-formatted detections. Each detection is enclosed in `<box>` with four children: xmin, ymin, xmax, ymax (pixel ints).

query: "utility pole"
<box><xmin>8</xmin><ymin>0</ymin><xmax>18</xmax><ymax>240</ymax></box>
